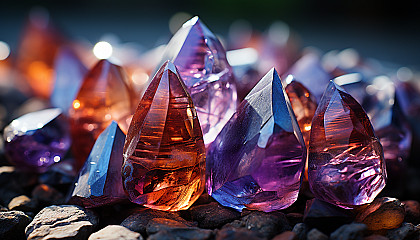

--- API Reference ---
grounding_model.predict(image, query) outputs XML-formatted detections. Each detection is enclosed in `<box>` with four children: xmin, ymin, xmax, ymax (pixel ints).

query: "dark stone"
<box><xmin>39</xmin><ymin>159</ymin><xmax>77</xmax><ymax>186</ymax></box>
<box><xmin>88</xmin><ymin>225</ymin><xmax>143</xmax><ymax>240</ymax></box>
<box><xmin>355</xmin><ymin>197</ymin><xmax>405</xmax><ymax>231</ymax></box>
<box><xmin>292</xmin><ymin>223</ymin><xmax>307</xmax><ymax>240</ymax></box>
<box><xmin>189</xmin><ymin>202</ymin><xmax>241</xmax><ymax>229</ymax></box>
<box><xmin>0</xmin><ymin>166</ymin><xmax>37</xmax><ymax>206</ymax></box>
<box><xmin>146</xmin><ymin>218</ymin><xmax>190</xmax><ymax>235</ymax></box>
<box><xmin>192</xmin><ymin>193</ymin><xmax>215</xmax><ymax>206</ymax></box>
<box><xmin>224</xmin><ymin>211</ymin><xmax>291</xmax><ymax>239</ymax></box>
<box><xmin>148</xmin><ymin>228</ymin><xmax>213</xmax><ymax>240</ymax></box>
<box><xmin>25</xmin><ymin>205</ymin><xmax>98</xmax><ymax>240</ymax></box>
<box><xmin>121</xmin><ymin>208</ymin><xmax>195</xmax><ymax>235</ymax></box>
<box><xmin>363</xmin><ymin>235</ymin><xmax>389</xmax><ymax>240</ymax></box>
<box><xmin>272</xmin><ymin>231</ymin><xmax>298</xmax><ymax>240</ymax></box>
<box><xmin>304</xmin><ymin>199</ymin><xmax>354</xmax><ymax>234</ymax></box>
<box><xmin>0</xmin><ymin>210</ymin><xmax>32</xmax><ymax>240</ymax></box>
<box><xmin>386</xmin><ymin>222</ymin><xmax>420</xmax><ymax>240</ymax></box>
<box><xmin>215</xmin><ymin>227</ymin><xmax>263</xmax><ymax>240</ymax></box>
<box><xmin>403</xmin><ymin>200</ymin><xmax>420</xmax><ymax>225</ymax></box>
<box><xmin>31</xmin><ymin>184</ymin><xmax>65</xmax><ymax>207</ymax></box>
<box><xmin>286</xmin><ymin>213</ymin><xmax>304</xmax><ymax>227</ymax></box>
<box><xmin>8</xmin><ymin>195</ymin><xmax>37</xmax><ymax>212</ymax></box>
<box><xmin>330</xmin><ymin>223</ymin><xmax>367</xmax><ymax>240</ymax></box>
<box><xmin>307</xmin><ymin>228</ymin><xmax>328</xmax><ymax>240</ymax></box>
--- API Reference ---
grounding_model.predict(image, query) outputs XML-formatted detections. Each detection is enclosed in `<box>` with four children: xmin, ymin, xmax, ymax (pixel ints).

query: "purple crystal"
<box><xmin>69</xmin><ymin>121</ymin><xmax>127</xmax><ymax>208</ymax></box>
<box><xmin>308</xmin><ymin>80</ymin><xmax>387</xmax><ymax>208</ymax></box>
<box><xmin>285</xmin><ymin>52</ymin><xmax>331</xmax><ymax>101</ymax></box>
<box><xmin>3</xmin><ymin>108</ymin><xmax>70</xmax><ymax>173</ymax></box>
<box><xmin>51</xmin><ymin>47</ymin><xmax>87</xmax><ymax>113</ymax></box>
<box><xmin>206</xmin><ymin>68</ymin><xmax>306</xmax><ymax>212</ymax></box>
<box><xmin>160</xmin><ymin>16</ymin><xmax>237</xmax><ymax>145</ymax></box>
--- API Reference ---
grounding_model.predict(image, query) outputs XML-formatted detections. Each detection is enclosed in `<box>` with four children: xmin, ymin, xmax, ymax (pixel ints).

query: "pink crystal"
<box><xmin>308</xmin><ymin>80</ymin><xmax>387</xmax><ymax>207</ymax></box>
<box><xmin>160</xmin><ymin>16</ymin><xmax>237</xmax><ymax>145</ymax></box>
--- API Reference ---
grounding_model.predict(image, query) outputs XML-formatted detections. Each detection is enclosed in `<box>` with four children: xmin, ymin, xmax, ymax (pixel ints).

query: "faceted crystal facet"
<box><xmin>160</xmin><ymin>16</ymin><xmax>237</xmax><ymax>145</ymax></box>
<box><xmin>3</xmin><ymin>108</ymin><xmax>70</xmax><ymax>173</ymax></box>
<box><xmin>122</xmin><ymin>61</ymin><xmax>205</xmax><ymax>211</ymax></box>
<box><xmin>51</xmin><ymin>47</ymin><xmax>88</xmax><ymax>113</ymax></box>
<box><xmin>16</xmin><ymin>14</ymin><xmax>63</xmax><ymax>98</ymax></box>
<box><xmin>206</xmin><ymin>68</ymin><xmax>306</xmax><ymax>212</ymax></box>
<box><xmin>308</xmin><ymin>80</ymin><xmax>387</xmax><ymax>207</ymax></box>
<box><xmin>70</xmin><ymin>121</ymin><xmax>127</xmax><ymax>208</ymax></box>
<box><xmin>69</xmin><ymin>60</ymin><xmax>136</xmax><ymax>170</ymax></box>
<box><xmin>285</xmin><ymin>52</ymin><xmax>331</xmax><ymax>101</ymax></box>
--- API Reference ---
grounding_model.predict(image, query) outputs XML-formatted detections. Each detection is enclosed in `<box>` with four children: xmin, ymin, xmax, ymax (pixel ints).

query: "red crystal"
<box><xmin>308</xmin><ymin>80</ymin><xmax>387</xmax><ymax>207</ymax></box>
<box><xmin>69</xmin><ymin>60</ymin><xmax>136</xmax><ymax>170</ymax></box>
<box><xmin>122</xmin><ymin>61</ymin><xmax>205</xmax><ymax>211</ymax></box>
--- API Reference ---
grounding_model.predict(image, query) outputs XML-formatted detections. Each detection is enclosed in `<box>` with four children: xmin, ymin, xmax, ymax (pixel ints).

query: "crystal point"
<box><xmin>122</xmin><ymin>61</ymin><xmax>205</xmax><ymax>211</ymax></box>
<box><xmin>69</xmin><ymin>59</ymin><xmax>136</xmax><ymax>169</ymax></box>
<box><xmin>160</xmin><ymin>17</ymin><xmax>237</xmax><ymax>145</ymax></box>
<box><xmin>206</xmin><ymin>68</ymin><xmax>306</xmax><ymax>212</ymax></box>
<box><xmin>308</xmin><ymin>80</ymin><xmax>387</xmax><ymax>207</ymax></box>
<box><xmin>4</xmin><ymin>108</ymin><xmax>70</xmax><ymax>173</ymax></box>
<box><xmin>51</xmin><ymin>47</ymin><xmax>88</xmax><ymax>113</ymax></box>
<box><xmin>70</xmin><ymin>121</ymin><xmax>127</xmax><ymax>208</ymax></box>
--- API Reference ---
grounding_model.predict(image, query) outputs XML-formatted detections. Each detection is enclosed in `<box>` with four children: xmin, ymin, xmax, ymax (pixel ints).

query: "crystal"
<box><xmin>308</xmin><ymin>80</ymin><xmax>387</xmax><ymax>208</ymax></box>
<box><xmin>122</xmin><ymin>61</ymin><xmax>205</xmax><ymax>211</ymax></box>
<box><xmin>3</xmin><ymin>108</ymin><xmax>70</xmax><ymax>173</ymax></box>
<box><xmin>69</xmin><ymin>121</ymin><xmax>127</xmax><ymax>208</ymax></box>
<box><xmin>15</xmin><ymin>12</ymin><xmax>64</xmax><ymax>98</ymax></box>
<box><xmin>206</xmin><ymin>68</ymin><xmax>306</xmax><ymax>212</ymax></box>
<box><xmin>285</xmin><ymin>52</ymin><xmax>331</xmax><ymax>101</ymax></box>
<box><xmin>69</xmin><ymin>59</ymin><xmax>136</xmax><ymax>170</ymax></box>
<box><xmin>160</xmin><ymin>16</ymin><xmax>237</xmax><ymax>145</ymax></box>
<box><xmin>51</xmin><ymin>47</ymin><xmax>87</xmax><ymax>114</ymax></box>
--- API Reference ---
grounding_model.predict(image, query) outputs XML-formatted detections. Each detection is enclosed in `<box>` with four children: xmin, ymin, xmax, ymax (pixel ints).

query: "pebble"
<box><xmin>330</xmin><ymin>223</ymin><xmax>367</xmax><ymax>240</ymax></box>
<box><xmin>0</xmin><ymin>210</ymin><xmax>32</xmax><ymax>240</ymax></box>
<box><xmin>148</xmin><ymin>228</ymin><xmax>213</xmax><ymax>240</ymax></box>
<box><xmin>189</xmin><ymin>202</ymin><xmax>241</xmax><ymax>229</ymax></box>
<box><xmin>292</xmin><ymin>223</ymin><xmax>307</xmax><ymax>240</ymax></box>
<box><xmin>307</xmin><ymin>228</ymin><xmax>328</xmax><ymax>240</ymax></box>
<box><xmin>146</xmin><ymin>217</ymin><xmax>190</xmax><ymax>235</ymax></box>
<box><xmin>356</xmin><ymin>197</ymin><xmax>405</xmax><ymax>231</ymax></box>
<box><xmin>403</xmin><ymin>200</ymin><xmax>420</xmax><ymax>225</ymax></box>
<box><xmin>386</xmin><ymin>222</ymin><xmax>420</xmax><ymax>240</ymax></box>
<box><xmin>31</xmin><ymin>184</ymin><xmax>65</xmax><ymax>207</ymax></box>
<box><xmin>8</xmin><ymin>195</ymin><xmax>37</xmax><ymax>212</ymax></box>
<box><xmin>215</xmin><ymin>227</ymin><xmax>263</xmax><ymax>240</ymax></box>
<box><xmin>272</xmin><ymin>231</ymin><xmax>298</xmax><ymax>240</ymax></box>
<box><xmin>25</xmin><ymin>205</ymin><xmax>98</xmax><ymax>240</ymax></box>
<box><xmin>88</xmin><ymin>225</ymin><xmax>143</xmax><ymax>240</ymax></box>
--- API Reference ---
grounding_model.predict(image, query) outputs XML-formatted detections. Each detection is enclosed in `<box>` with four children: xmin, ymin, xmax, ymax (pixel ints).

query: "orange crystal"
<box><xmin>122</xmin><ymin>61</ymin><xmax>205</xmax><ymax>211</ymax></box>
<box><xmin>69</xmin><ymin>59</ymin><xmax>136</xmax><ymax>169</ymax></box>
<box><xmin>16</xmin><ymin>13</ymin><xmax>64</xmax><ymax>98</ymax></box>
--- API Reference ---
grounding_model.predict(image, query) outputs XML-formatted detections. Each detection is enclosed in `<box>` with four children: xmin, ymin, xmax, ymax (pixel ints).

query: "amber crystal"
<box><xmin>122</xmin><ymin>61</ymin><xmax>205</xmax><ymax>211</ymax></box>
<box><xmin>16</xmin><ymin>12</ymin><xmax>64</xmax><ymax>98</ymax></box>
<box><xmin>308</xmin><ymin>80</ymin><xmax>386</xmax><ymax>208</ymax></box>
<box><xmin>69</xmin><ymin>60</ymin><xmax>136</xmax><ymax>169</ymax></box>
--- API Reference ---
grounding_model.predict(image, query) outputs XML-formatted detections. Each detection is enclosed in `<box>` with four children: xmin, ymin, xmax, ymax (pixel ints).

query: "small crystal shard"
<box><xmin>69</xmin><ymin>59</ymin><xmax>136</xmax><ymax>169</ymax></box>
<box><xmin>160</xmin><ymin>16</ymin><xmax>237</xmax><ymax>145</ymax></box>
<box><xmin>122</xmin><ymin>61</ymin><xmax>205</xmax><ymax>211</ymax></box>
<box><xmin>206</xmin><ymin>68</ymin><xmax>306</xmax><ymax>212</ymax></box>
<box><xmin>308</xmin><ymin>80</ymin><xmax>387</xmax><ymax>207</ymax></box>
<box><xmin>69</xmin><ymin>121</ymin><xmax>127</xmax><ymax>208</ymax></box>
<box><xmin>3</xmin><ymin>108</ymin><xmax>70</xmax><ymax>173</ymax></box>
<box><xmin>51</xmin><ymin>47</ymin><xmax>87</xmax><ymax>113</ymax></box>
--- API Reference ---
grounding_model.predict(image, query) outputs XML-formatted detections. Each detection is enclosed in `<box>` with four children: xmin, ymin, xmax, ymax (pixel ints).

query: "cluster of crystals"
<box><xmin>7</xmin><ymin>13</ymin><xmax>420</xmax><ymax>212</ymax></box>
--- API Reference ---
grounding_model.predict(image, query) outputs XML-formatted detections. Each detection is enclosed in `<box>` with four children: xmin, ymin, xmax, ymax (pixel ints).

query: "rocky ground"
<box><xmin>0</xmin><ymin>161</ymin><xmax>419</xmax><ymax>240</ymax></box>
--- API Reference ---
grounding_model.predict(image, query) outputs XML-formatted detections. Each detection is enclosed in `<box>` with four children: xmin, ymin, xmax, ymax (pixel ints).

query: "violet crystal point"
<box><xmin>3</xmin><ymin>108</ymin><xmax>70</xmax><ymax>173</ymax></box>
<box><xmin>51</xmin><ymin>47</ymin><xmax>88</xmax><ymax>113</ymax></box>
<box><xmin>122</xmin><ymin>61</ymin><xmax>205</xmax><ymax>211</ymax></box>
<box><xmin>160</xmin><ymin>16</ymin><xmax>237</xmax><ymax>145</ymax></box>
<box><xmin>308</xmin><ymin>80</ymin><xmax>387</xmax><ymax>208</ymax></box>
<box><xmin>206</xmin><ymin>68</ymin><xmax>306</xmax><ymax>212</ymax></box>
<box><xmin>70</xmin><ymin>121</ymin><xmax>127</xmax><ymax>208</ymax></box>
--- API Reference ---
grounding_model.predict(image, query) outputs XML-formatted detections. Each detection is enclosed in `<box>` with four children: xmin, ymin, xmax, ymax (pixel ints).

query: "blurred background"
<box><xmin>1</xmin><ymin>0</ymin><xmax>419</xmax><ymax>68</ymax></box>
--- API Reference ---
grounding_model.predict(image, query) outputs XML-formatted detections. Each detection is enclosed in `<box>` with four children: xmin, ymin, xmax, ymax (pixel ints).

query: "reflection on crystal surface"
<box><xmin>69</xmin><ymin>59</ymin><xmax>136</xmax><ymax>170</ymax></box>
<box><xmin>160</xmin><ymin>16</ymin><xmax>237</xmax><ymax>145</ymax></box>
<box><xmin>70</xmin><ymin>121</ymin><xmax>127</xmax><ymax>208</ymax></box>
<box><xmin>308</xmin><ymin>80</ymin><xmax>387</xmax><ymax>207</ymax></box>
<box><xmin>51</xmin><ymin>47</ymin><xmax>87</xmax><ymax>113</ymax></box>
<box><xmin>207</xmin><ymin>68</ymin><xmax>305</xmax><ymax>212</ymax></box>
<box><xmin>4</xmin><ymin>108</ymin><xmax>70</xmax><ymax>173</ymax></box>
<box><xmin>122</xmin><ymin>61</ymin><xmax>205</xmax><ymax>211</ymax></box>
